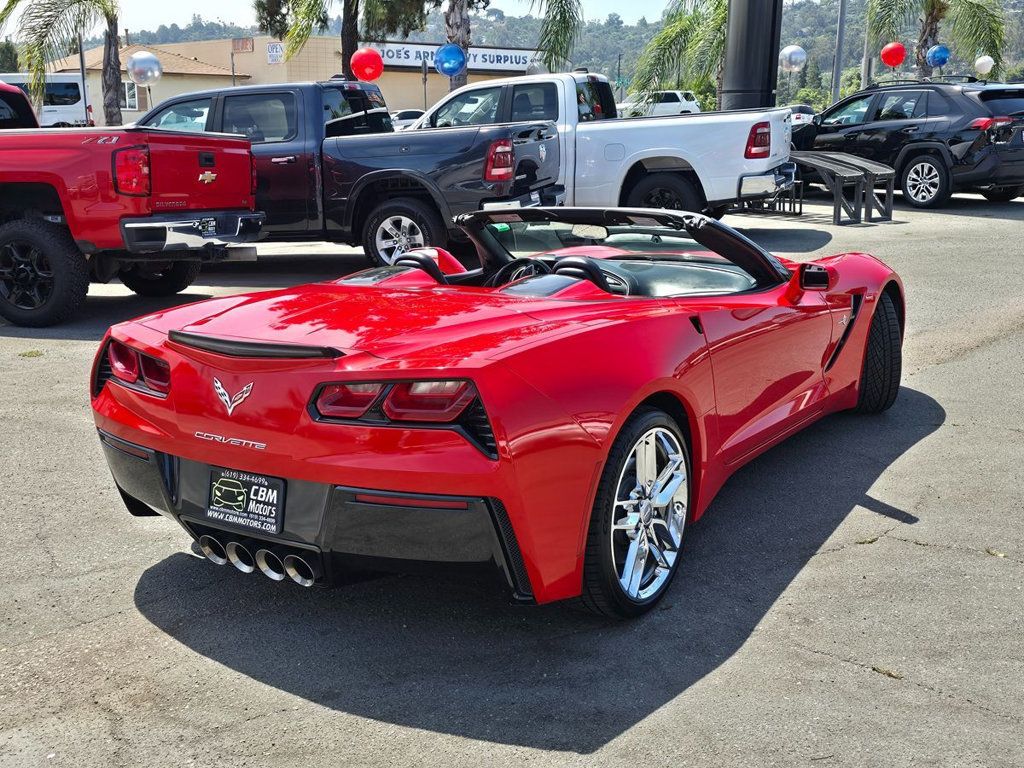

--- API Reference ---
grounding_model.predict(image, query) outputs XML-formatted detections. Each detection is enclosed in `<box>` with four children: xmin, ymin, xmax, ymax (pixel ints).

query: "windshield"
<box><xmin>482</xmin><ymin>217</ymin><xmax>761</xmax><ymax>298</ymax></box>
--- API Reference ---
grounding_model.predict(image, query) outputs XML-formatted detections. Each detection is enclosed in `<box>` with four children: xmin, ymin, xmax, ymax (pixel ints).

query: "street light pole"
<box><xmin>616</xmin><ymin>52</ymin><xmax>622</xmax><ymax>100</ymax></box>
<box><xmin>831</xmin><ymin>0</ymin><xmax>847</xmax><ymax>102</ymax></box>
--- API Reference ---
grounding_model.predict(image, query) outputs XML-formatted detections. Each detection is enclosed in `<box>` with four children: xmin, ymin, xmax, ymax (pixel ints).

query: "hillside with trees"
<box><xmin>82</xmin><ymin>0</ymin><xmax>1024</xmax><ymax>110</ymax></box>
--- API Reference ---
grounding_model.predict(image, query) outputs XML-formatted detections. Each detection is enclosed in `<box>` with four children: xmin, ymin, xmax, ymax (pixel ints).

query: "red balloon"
<box><xmin>351</xmin><ymin>47</ymin><xmax>384</xmax><ymax>81</ymax></box>
<box><xmin>880</xmin><ymin>42</ymin><xmax>906</xmax><ymax>68</ymax></box>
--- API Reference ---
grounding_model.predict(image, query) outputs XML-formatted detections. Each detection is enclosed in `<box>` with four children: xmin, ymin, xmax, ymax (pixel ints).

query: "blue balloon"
<box><xmin>434</xmin><ymin>43</ymin><xmax>467</xmax><ymax>77</ymax></box>
<box><xmin>926</xmin><ymin>44</ymin><xmax>950</xmax><ymax>68</ymax></box>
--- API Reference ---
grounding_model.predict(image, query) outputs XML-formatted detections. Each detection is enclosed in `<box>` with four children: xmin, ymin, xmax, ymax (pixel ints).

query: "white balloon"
<box><xmin>779</xmin><ymin>45</ymin><xmax>807</xmax><ymax>73</ymax></box>
<box><xmin>974</xmin><ymin>55</ymin><xmax>995</xmax><ymax>76</ymax></box>
<box><xmin>126</xmin><ymin>51</ymin><xmax>163</xmax><ymax>86</ymax></box>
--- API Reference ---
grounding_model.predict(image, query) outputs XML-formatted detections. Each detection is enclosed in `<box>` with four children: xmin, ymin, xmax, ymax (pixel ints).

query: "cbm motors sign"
<box><xmin>366</xmin><ymin>42</ymin><xmax>539</xmax><ymax>73</ymax></box>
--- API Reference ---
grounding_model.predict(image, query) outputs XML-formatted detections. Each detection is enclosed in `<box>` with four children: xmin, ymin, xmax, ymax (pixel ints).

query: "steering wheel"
<box><xmin>485</xmin><ymin>257</ymin><xmax>553</xmax><ymax>287</ymax></box>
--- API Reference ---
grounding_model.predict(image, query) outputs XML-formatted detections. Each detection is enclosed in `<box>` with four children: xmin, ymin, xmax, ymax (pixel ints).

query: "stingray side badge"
<box><xmin>213</xmin><ymin>378</ymin><xmax>253</xmax><ymax>417</ymax></box>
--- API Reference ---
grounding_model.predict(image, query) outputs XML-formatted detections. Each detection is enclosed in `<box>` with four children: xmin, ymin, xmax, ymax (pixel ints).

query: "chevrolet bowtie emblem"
<box><xmin>198</xmin><ymin>170</ymin><xmax>218</xmax><ymax>184</ymax></box>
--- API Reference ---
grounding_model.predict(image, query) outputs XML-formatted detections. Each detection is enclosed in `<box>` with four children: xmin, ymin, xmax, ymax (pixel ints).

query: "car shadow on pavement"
<box><xmin>132</xmin><ymin>386</ymin><xmax>944</xmax><ymax>754</ymax></box>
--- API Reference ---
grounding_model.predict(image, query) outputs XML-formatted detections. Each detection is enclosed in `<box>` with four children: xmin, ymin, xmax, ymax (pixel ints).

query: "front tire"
<box><xmin>119</xmin><ymin>261</ymin><xmax>201</xmax><ymax>297</ymax></box>
<box><xmin>625</xmin><ymin>173</ymin><xmax>702</xmax><ymax>213</ymax></box>
<box><xmin>580</xmin><ymin>408</ymin><xmax>691</xmax><ymax>618</ymax></box>
<box><xmin>981</xmin><ymin>185</ymin><xmax>1024</xmax><ymax>203</ymax></box>
<box><xmin>0</xmin><ymin>218</ymin><xmax>88</xmax><ymax>327</ymax></box>
<box><xmin>855</xmin><ymin>292</ymin><xmax>902</xmax><ymax>414</ymax></box>
<box><xmin>362</xmin><ymin>197</ymin><xmax>447</xmax><ymax>267</ymax></box>
<box><xmin>900</xmin><ymin>155</ymin><xmax>951</xmax><ymax>208</ymax></box>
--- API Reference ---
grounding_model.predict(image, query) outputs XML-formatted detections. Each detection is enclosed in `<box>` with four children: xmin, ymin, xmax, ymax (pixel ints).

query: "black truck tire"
<box><xmin>0</xmin><ymin>218</ymin><xmax>88</xmax><ymax>327</ymax></box>
<box><xmin>625</xmin><ymin>173</ymin><xmax>702</xmax><ymax>213</ymax></box>
<box><xmin>119</xmin><ymin>261</ymin><xmax>201</xmax><ymax>297</ymax></box>
<box><xmin>362</xmin><ymin>197</ymin><xmax>448</xmax><ymax>267</ymax></box>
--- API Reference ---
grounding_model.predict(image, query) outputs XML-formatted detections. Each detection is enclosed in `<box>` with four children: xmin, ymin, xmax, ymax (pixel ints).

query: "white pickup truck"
<box><xmin>410</xmin><ymin>71</ymin><xmax>795</xmax><ymax>217</ymax></box>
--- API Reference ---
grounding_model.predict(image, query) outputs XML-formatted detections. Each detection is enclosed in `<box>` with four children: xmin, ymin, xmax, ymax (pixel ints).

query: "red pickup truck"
<box><xmin>0</xmin><ymin>126</ymin><xmax>263</xmax><ymax>326</ymax></box>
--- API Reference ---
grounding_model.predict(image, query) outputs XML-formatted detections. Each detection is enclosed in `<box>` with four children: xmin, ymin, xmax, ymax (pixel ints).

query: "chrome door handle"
<box><xmin>271</xmin><ymin>156</ymin><xmax>296</xmax><ymax>164</ymax></box>
<box><xmin>900</xmin><ymin>126</ymin><xmax>919</xmax><ymax>134</ymax></box>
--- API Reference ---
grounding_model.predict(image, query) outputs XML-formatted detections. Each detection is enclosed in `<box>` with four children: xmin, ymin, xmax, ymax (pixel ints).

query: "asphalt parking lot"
<box><xmin>1</xmin><ymin>194</ymin><xmax>1022</xmax><ymax>767</ymax></box>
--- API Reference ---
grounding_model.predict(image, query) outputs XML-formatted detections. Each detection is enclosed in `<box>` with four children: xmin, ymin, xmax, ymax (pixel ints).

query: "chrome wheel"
<box><xmin>374</xmin><ymin>215</ymin><xmax>425</xmax><ymax>264</ymax></box>
<box><xmin>905</xmin><ymin>161</ymin><xmax>940</xmax><ymax>203</ymax></box>
<box><xmin>610</xmin><ymin>427</ymin><xmax>688</xmax><ymax>601</ymax></box>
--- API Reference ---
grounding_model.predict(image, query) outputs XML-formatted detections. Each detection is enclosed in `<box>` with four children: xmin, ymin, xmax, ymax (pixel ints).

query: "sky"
<box><xmin>118</xmin><ymin>0</ymin><xmax>672</xmax><ymax>34</ymax></box>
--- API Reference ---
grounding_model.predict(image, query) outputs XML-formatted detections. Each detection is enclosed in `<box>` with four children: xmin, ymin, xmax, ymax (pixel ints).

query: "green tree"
<box><xmin>0</xmin><ymin>0</ymin><xmax>122</xmax><ymax>125</ymax></box>
<box><xmin>867</xmin><ymin>0</ymin><xmax>1006</xmax><ymax>78</ymax></box>
<box><xmin>631</xmin><ymin>0</ymin><xmax>728</xmax><ymax>108</ymax></box>
<box><xmin>275</xmin><ymin>0</ymin><xmax>425</xmax><ymax>79</ymax></box>
<box><xmin>0</xmin><ymin>38</ymin><xmax>18</xmax><ymax>70</ymax></box>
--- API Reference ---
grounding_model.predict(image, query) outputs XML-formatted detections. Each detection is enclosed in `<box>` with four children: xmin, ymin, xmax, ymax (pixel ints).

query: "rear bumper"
<box><xmin>121</xmin><ymin>211</ymin><xmax>265</xmax><ymax>253</ymax></box>
<box><xmin>735</xmin><ymin>162</ymin><xmax>798</xmax><ymax>200</ymax></box>
<box><xmin>97</xmin><ymin>430</ymin><xmax>535</xmax><ymax>601</ymax></box>
<box><xmin>951</xmin><ymin>144</ymin><xmax>1024</xmax><ymax>188</ymax></box>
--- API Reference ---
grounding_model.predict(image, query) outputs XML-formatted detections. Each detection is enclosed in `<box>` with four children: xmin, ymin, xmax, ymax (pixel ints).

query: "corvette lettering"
<box><xmin>194</xmin><ymin>432</ymin><xmax>267</xmax><ymax>450</ymax></box>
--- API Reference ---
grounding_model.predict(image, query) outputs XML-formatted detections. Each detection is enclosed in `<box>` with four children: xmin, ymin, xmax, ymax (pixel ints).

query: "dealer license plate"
<box><xmin>198</xmin><ymin>217</ymin><xmax>218</xmax><ymax>237</ymax></box>
<box><xmin>206</xmin><ymin>468</ymin><xmax>285</xmax><ymax>534</ymax></box>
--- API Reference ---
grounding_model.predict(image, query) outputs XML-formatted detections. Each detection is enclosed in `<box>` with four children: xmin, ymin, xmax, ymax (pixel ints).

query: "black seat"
<box><xmin>552</xmin><ymin>256</ymin><xmax>632</xmax><ymax>295</ymax></box>
<box><xmin>512</xmin><ymin>92</ymin><xmax>535</xmax><ymax>121</ymax></box>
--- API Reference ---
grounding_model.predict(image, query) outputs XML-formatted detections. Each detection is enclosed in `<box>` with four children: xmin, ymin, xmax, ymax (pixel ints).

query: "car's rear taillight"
<box><xmin>250</xmin><ymin>151</ymin><xmax>258</xmax><ymax>195</ymax></box>
<box><xmin>744</xmin><ymin>121</ymin><xmax>772</xmax><ymax>159</ymax></box>
<box><xmin>112</xmin><ymin>145</ymin><xmax>151</xmax><ymax>196</ymax></box>
<box><xmin>968</xmin><ymin>116</ymin><xmax>1013</xmax><ymax>131</ymax></box>
<box><xmin>383</xmin><ymin>380</ymin><xmax>477</xmax><ymax>422</ymax></box>
<box><xmin>139</xmin><ymin>355</ymin><xmax>171</xmax><ymax>394</ymax></box>
<box><xmin>484</xmin><ymin>138</ymin><xmax>514</xmax><ymax>182</ymax></box>
<box><xmin>105</xmin><ymin>339</ymin><xmax>170</xmax><ymax>395</ymax></box>
<box><xmin>315</xmin><ymin>383</ymin><xmax>385</xmax><ymax>419</ymax></box>
<box><xmin>108</xmin><ymin>339</ymin><xmax>139</xmax><ymax>383</ymax></box>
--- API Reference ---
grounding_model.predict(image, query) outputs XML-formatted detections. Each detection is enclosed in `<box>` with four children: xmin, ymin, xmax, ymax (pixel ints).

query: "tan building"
<box><xmin>54</xmin><ymin>36</ymin><xmax>539</xmax><ymax>121</ymax></box>
<box><xmin>53</xmin><ymin>43</ymin><xmax>246</xmax><ymax>125</ymax></box>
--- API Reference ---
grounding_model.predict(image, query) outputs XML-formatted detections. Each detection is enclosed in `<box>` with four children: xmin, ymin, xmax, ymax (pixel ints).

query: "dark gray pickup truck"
<box><xmin>138</xmin><ymin>79</ymin><xmax>562</xmax><ymax>263</ymax></box>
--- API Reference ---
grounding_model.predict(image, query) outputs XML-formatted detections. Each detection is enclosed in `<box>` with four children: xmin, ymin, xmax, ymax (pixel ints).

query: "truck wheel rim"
<box><xmin>0</xmin><ymin>240</ymin><xmax>53</xmax><ymax>311</ymax></box>
<box><xmin>906</xmin><ymin>162</ymin><xmax>940</xmax><ymax>203</ymax></box>
<box><xmin>610</xmin><ymin>427</ymin><xmax>687</xmax><ymax>602</ymax></box>
<box><xmin>375</xmin><ymin>216</ymin><xmax>425</xmax><ymax>264</ymax></box>
<box><xmin>642</xmin><ymin>188</ymin><xmax>684</xmax><ymax>209</ymax></box>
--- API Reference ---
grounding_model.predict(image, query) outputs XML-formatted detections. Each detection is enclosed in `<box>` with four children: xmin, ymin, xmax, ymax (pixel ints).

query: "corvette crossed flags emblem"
<box><xmin>213</xmin><ymin>378</ymin><xmax>254</xmax><ymax>416</ymax></box>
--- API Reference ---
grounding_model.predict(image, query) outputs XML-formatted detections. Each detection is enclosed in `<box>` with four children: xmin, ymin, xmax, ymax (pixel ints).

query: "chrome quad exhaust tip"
<box><xmin>197</xmin><ymin>535</ymin><xmax>228</xmax><ymax>566</ymax></box>
<box><xmin>255</xmin><ymin>548</ymin><xmax>287</xmax><ymax>581</ymax></box>
<box><xmin>225</xmin><ymin>541</ymin><xmax>256</xmax><ymax>574</ymax></box>
<box><xmin>283</xmin><ymin>554</ymin><xmax>319</xmax><ymax>587</ymax></box>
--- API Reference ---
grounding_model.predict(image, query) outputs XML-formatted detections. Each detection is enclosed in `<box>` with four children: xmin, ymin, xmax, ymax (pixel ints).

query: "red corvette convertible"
<box><xmin>91</xmin><ymin>208</ymin><xmax>904</xmax><ymax>617</ymax></box>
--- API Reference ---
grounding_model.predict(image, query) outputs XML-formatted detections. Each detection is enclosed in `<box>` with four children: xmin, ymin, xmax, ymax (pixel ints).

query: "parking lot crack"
<box><xmin>793</xmin><ymin>643</ymin><xmax>1023</xmax><ymax>725</ymax></box>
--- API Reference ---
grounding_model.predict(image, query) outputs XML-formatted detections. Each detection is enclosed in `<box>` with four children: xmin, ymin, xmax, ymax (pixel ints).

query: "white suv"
<box><xmin>618</xmin><ymin>90</ymin><xmax>702</xmax><ymax>117</ymax></box>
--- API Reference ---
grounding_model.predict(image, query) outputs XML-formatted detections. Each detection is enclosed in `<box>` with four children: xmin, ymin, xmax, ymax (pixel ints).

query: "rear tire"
<box><xmin>899</xmin><ymin>155</ymin><xmax>951</xmax><ymax>208</ymax></box>
<box><xmin>362</xmin><ymin>197</ymin><xmax>447</xmax><ymax>267</ymax></box>
<box><xmin>0</xmin><ymin>218</ymin><xmax>88</xmax><ymax>327</ymax></box>
<box><xmin>119</xmin><ymin>261</ymin><xmax>201</xmax><ymax>297</ymax></box>
<box><xmin>580</xmin><ymin>407</ymin><xmax>690</xmax><ymax>619</ymax></box>
<box><xmin>981</xmin><ymin>185</ymin><xmax>1024</xmax><ymax>203</ymax></box>
<box><xmin>854</xmin><ymin>292</ymin><xmax>902</xmax><ymax>414</ymax></box>
<box><xmin>625</xmin><ymin>173</ymin><xmax>702</xmax><ymax>213</ymax></box>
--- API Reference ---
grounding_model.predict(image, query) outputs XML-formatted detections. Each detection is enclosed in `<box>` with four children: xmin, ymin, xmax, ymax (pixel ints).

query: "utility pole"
<box><xmin>616</xmin><ymin>52</ymin><xmax>622</xmax><ymax>100</ymax></box>
<box><xmin>77</xmin><ymin>33</ymin><xmax>88</xmax><ymax>126</ymax></box>
<box><xmin>861</xmin><ymin>31</ymin><xmax>872</xmax><ymax>89</ymax></box>
<box><xmin>831</xmin><ymin>0</ymin><xmax>847</xmax><ymax>102</ymax></box>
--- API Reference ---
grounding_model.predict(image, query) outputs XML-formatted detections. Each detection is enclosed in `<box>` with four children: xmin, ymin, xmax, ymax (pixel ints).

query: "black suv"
<box><xmin>793</xmin><ymin>80</ymin><xmax>1024</xmax><ymax>207</ymax></box>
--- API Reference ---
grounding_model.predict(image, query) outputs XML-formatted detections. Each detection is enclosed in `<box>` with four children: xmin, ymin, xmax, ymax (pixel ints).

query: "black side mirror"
<box><xmin>800</xmin><ymin>263</ymin><xmax>834</xmax><ymax>290</ymax></box>
<box><xmin>812</xmin><ymin>113</ymin><xmax>823</xmax><ymax>126</ymax></box>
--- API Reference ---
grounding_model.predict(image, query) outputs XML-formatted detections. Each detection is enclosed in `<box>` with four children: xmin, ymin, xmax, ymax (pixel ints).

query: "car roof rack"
<box><xmin>928</xmin><ymin>75</ymin><xmax>978</xmax><ymax>83</ymax></box>
<box><xmin>865</xmin><ymin>79</ymin><xmax>923</xmax><ymax>89</ymax></box>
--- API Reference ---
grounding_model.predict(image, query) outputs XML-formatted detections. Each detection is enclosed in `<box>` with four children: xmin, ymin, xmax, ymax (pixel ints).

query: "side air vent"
<box><xmin>488</xmin><ymin>498</ymin><xmax>533</xmax><ymax>598</ymax></box>
<box><xmin>825</xmin><ymin>293</ymin><xmax>864</xmax><ymax>372</ymax></box>
<box><xmin>459</xmin><ymin>398</ymin><xmax>498</xmax><ymax>458</ymax></box>
<box><xmin>93</xmin><ymin>343</ymin><xmax>113</xmax><ymax>397</ymax></box>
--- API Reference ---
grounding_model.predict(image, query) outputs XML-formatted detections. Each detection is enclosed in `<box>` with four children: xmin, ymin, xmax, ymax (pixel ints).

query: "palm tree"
<box><xmin>867</xmin><ymin>0</ymin><xmax>1006</xmax><ymax>79</ymax></box>
<box><xmin>631</xmin><ymin>0</ymin><xmax>727</xmax><ymax>108</ymax></box>
<box><xmin>0</xmin><ymin>0</ymin><xmax>123</xmax><ymax>125</ymax></box>
<box><xmin>279</xmin><ymin>0</ymin><xmax>426</xmax><ymax>79</ymax></box>
<box><xmin>437</xmin><ymin>0</ymin><xmax>582</xmax><ymax>91</ymax></box>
